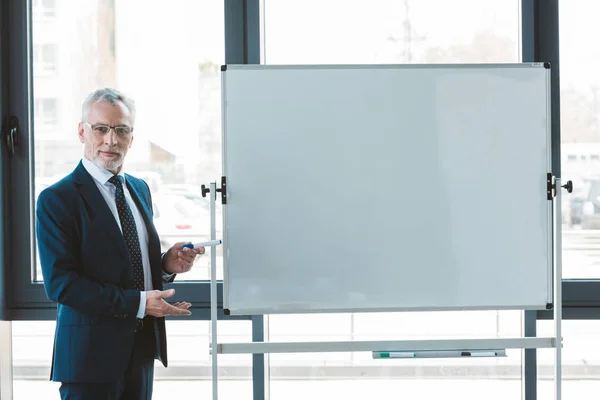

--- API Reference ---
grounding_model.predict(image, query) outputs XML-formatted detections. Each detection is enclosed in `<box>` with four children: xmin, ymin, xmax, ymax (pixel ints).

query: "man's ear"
<box><xmin>129</xmin><ymin>134</ymin><xmax>134</xmax><ymax>148</ymax></box>
<box><xmin>77</xmin><ymin>122</ymin><xmax>85</xmax><ymax>144</ymax></box>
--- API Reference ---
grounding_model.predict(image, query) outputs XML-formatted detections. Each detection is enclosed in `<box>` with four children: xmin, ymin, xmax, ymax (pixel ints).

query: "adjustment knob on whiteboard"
<box><xmin>561</xmin><ymin>180</ymin><xmax>573</xmax><ymax>193</ymax></box>
<box><xmin>201</xmin><ymin>184</ymin><xmax>210</xmax><ymax>197</ymax></box>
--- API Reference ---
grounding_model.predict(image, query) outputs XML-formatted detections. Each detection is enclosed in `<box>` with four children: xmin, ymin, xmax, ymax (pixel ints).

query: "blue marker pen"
<box><xmin>182</xmin><ymin>240</ymin><xmax>222</xmax><ymax>249</ymax></box>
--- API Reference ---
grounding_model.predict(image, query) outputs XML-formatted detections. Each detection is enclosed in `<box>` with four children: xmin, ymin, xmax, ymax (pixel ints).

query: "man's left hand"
<box><xmin>163</xmin><ymin>242</ymin><xmax>205</xmax><ymax>274</ymax></box>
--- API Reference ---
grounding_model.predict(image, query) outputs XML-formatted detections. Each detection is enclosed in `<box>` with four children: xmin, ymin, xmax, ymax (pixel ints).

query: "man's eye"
<box><xmin>95</xmin><ymin>126</ymin><xmax>109</xmax><ymax>134</ymax></box>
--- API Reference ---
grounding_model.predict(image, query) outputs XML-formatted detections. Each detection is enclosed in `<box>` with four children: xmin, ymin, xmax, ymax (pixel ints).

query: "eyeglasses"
<box><xmin>84</xmin><ymin>122</ymin><xmax>133</xmax><ymax>136</ymax></box>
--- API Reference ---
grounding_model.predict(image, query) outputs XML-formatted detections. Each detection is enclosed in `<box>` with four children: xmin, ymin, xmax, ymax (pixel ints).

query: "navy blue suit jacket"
<box><xmin>36</xmin><ymin>161</ymin><xmax>174</xmax><ymax>383</ymax></box>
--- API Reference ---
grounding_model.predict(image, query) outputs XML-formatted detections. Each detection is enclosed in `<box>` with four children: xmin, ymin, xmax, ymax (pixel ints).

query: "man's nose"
<box><xmin>104</xmin><ymin>129</ymin><xmax>118</xmax><ymax>145</ymax></box>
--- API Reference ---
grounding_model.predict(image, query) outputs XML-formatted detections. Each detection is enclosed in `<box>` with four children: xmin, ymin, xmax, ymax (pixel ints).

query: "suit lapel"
<box><xmin>73</xmin><ymin>162</ymin><xmax>130</xmax><ymax>262</ymax></box>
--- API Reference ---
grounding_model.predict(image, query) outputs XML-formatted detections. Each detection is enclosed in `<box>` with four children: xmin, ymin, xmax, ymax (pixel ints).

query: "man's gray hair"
<box><xmin>81</xmin><ymin>88</ymin><xmax>136</xmax><ymax>125</ymax></box>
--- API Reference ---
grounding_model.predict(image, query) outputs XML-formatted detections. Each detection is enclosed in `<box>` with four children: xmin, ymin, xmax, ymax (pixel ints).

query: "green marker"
<box><xmin>376</xmin><ymin>351</ymin><xmax>415</xmax><ymax>358</ymax></box>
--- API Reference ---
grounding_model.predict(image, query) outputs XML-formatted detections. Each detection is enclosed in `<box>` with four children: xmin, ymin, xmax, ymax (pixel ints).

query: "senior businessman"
<box><xmin>36</xmin><ymin>88</ymin><xmax>205</xmax><ymax>399</ymax></box>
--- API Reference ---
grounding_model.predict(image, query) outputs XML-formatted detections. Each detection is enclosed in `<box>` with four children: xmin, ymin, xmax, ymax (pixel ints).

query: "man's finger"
<box><xmin>173</xmin><ymin>302</ymin><xmax>191</xmax><ymax>309</ymax></box>
<box><xmin>180</xmin><ymin>249</ymin><xmax>198</xmax><ymax>260</ymax></box>
<box><xmin>167</xmin><ymin>304</ymin><xmax>191</xmax><ymax>315</ymax></box>
<box><xmin>179</xmin><ymin>253</ymin><xmax>196</xmax><ymax>263</ymax></box>
<box><xmin>173</xmin><ymin>241</ymin><xmax>190</xmax><ymax>250</ymax></box>
<box><xmin>160</xmin><ymin>289</ymin><xmax>175</xmax><ymax>298</ymax></box>
<box><xmin>175</xmin><ymin>258</ymin><xmax>194</xmax><ymax>269</ymax></box>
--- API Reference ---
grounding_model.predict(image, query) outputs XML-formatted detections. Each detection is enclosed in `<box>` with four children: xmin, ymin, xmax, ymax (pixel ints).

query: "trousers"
<box><xmin>59</xmin><ymin>318</ymin><xmax>156</xmax><ymax>400</ymax></box>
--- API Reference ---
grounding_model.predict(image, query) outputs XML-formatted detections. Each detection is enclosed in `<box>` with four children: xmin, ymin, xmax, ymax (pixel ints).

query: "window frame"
<box><xmin>1</xmin><ymin>1</ymin><xmax>598</xmax><ymax>400</ymax></box>
<box><xmin>1</xmin><ymin>0</ymin><xmax>263</xmax><ymax>321</ymax></box>
<box><xmin>0</xmin><ymin>0</ymin><xmax>589</xmax><ymax>333</ymax></box>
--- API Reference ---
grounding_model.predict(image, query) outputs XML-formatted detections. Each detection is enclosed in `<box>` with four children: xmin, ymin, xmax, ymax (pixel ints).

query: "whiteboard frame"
<box><xmin>221</xmin><ymin>63</ymin><xmax>554</xmax><ymax>315</ymax></box>
<box><xmin>213</xmin><ymin>63</ymin><xmax>561</xmax><ymax>400</ymax></box>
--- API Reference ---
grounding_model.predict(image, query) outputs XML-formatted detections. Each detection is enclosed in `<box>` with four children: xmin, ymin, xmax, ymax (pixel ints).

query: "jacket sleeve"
<box><xmin>36</xmin><ymin>187</ymin><xmax>140</xmax><ymax>317</ymax></box>
<box><xmin>161</xmin><ymin>251</ymin><xmax>177</xmax><ymax>283</ymax></box>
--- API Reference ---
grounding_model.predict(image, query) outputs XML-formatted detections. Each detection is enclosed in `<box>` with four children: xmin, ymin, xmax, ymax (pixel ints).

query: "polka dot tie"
<box><xmin>109</xmin><ymin>175</ymin><xmax>145</xmax><ymax>291</ymax></box>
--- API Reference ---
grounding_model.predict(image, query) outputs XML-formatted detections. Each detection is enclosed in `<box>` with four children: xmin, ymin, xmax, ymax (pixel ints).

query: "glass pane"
<box><xmin>32</xmin><ymin>1</ymin><xmax>224</xmax><ymax>282</ymax></box>
<box><xmin>559</xmin><ymin>1</ymin><xmax>600</xmax><ymax>279</ymax></box>
<box><xmin>33</xmin><ymin>44</ymin><xmax>57</xmax><ymax>76</ymax></box>
<box><xmin>32</xmin><ymin>0</ymin><xmax>56</xmax><ymax>19</ymax></box>
<box><xmin>264</xmin><ymin>0</ymin><xmax>521</xmax><ymax>396</ymax></box>
<box><xmin>11</xmin><ymin>321</ymin><xmax>58</xmax><ymax>397</ymax></box>
<box><xmin>538</xmin><ymin>321</ymin><xmax>600</xmax><ymax>398</ymax></box>
<box><xmin>153</xmin><ymin>320</ymin><xmax>252</xmax><ymax>400</ymax></box>
<box><xmin>269</xmin><ymin>311</ymin><xmax>522</xmax><ymax>399</ymax></box>
<box><xmin>12</xmin><ymin>320</ymin><xmax>251</xmax><ymax>400</ymax></box>
<box><xmin>265</xmin><ymin>0</ymin><xmax>519</xmax><ymax>65</ymax></box>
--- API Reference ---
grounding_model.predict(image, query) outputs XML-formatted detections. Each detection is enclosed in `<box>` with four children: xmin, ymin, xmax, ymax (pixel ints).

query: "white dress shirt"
<box><xmin>82</xmin><ymin>157</ymin><xmax>152</xmax><ymax>318</ymax></box>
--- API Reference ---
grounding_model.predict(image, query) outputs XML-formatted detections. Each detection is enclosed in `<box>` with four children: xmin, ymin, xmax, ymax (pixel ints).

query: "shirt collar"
<box><xmin>81</xmin><ymin>157</ymin><xmax>126</xmax><ymax>186</ymax></box>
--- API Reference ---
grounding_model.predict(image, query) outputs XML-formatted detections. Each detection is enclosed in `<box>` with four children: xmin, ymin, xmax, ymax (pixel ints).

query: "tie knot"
<box><xmin>108</xmin><ymin>175</ymin><xmax>124</xmax><ymax>188</ymax></box>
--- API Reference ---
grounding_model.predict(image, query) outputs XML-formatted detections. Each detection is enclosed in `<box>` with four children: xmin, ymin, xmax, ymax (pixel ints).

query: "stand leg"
<box><xmin>210</xmin><ymin>182</ymin><xmax>218</xmax><ymax>400</ymax></box>
<box><xmin>554</xmin><ymin>178</ymin><xmax>562</xmax><ymax>400</ymax></box>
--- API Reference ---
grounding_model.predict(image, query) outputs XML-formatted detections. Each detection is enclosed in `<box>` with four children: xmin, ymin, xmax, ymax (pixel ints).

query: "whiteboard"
<box><xmin>221</xmin><ymin>64</ymin><xmax>552</xmax><ymax>315</ymax></box>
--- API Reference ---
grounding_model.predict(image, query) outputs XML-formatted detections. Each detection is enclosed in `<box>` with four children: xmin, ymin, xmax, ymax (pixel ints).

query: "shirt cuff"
<box><xmin>137</xmin><ymin>291</ymin><xmax>146</xmax><ymax>319</ymax></box>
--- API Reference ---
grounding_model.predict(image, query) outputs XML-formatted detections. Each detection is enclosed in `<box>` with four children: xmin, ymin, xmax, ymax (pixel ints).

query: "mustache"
<box><xmin>98</xmin><ymin>148</ymin><xmax>121</xmax><ymax>154</ymax></box>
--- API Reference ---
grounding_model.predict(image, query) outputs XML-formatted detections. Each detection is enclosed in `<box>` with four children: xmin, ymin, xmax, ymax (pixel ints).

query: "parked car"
<box><xmin>582</xmin><ymin>179</ymin><xmax>600</xmax><ymax>229</ymax></box>
<box><xmin>152</xmin><ymin>193</ymin><xmax>222</xmax><ymax>252</ymax></box>
<box><xmin>158</xmin><ymin>184</ymin><xmax>222</xmax><ymax>216</ymax></box>
<box><xmin>569</xmin><ymin>196</ymin><xmax>584</xmax><ymax>226</ymax></box>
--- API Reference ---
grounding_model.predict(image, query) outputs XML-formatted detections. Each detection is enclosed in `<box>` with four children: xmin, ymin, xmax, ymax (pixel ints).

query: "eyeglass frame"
<box><xmin>83</xmin><ymin>121</ymin><xmax>134</xmax><ymax>136</ymax></box>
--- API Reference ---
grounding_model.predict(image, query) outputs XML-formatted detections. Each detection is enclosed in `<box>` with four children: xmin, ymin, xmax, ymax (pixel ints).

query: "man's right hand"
<box><xmin>145</xmin><ymin>289</ymin><xmax>192</xmax><ymax>317</ymax></box>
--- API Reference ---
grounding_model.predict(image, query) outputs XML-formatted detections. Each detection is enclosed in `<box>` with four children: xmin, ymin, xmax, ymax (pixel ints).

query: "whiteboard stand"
<box><xmin>553</xmin><ymin>177</ymin><xmax>564</xmax><ymax>400</ymax></box>
<box><xmin>205</xmin><ymin>176</ymin><xmax>573</xmax><ymax>400</ymax></box>
<box><xmin>207</xmin><ymin>63</ymin><xmax>571</xmax><ymax>400</ymax></box>
<box><xmin>209</xmin><ymin>182</ymin><xmax>219</xmax><ymax>400</ymax></box>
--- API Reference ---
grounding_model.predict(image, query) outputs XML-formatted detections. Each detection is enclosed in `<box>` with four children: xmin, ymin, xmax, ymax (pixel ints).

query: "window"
<box><xmin>537</xmin><ymin>321</ymin><xmax>600</xmax><ymax>399</ymax></box>
<box><xmin>264</xmin><ymin>0</ymin><xmax>519</xmax><ymax>65</ymax></box>
<box><xmin>30</xmin><ymin>0</ymin><xmax>225</xmax><ymax>286</ymax></box>
<box><xmin>10</xmin><ymin>5</ymin><xmax>248</xmax><ymax>397</ymax></box>
<box><xmin>269</xmin><ymin>311</ymin><xmax>522</xmax><ymax>399</ymax></box>
<box><xmin>1</xmin><ymin>1</ymin><xmax>575</xmax><ymax>399</ymax></box>
<box><xmin>32</xmin><ymin>0</ymin><xmax>56</xmax><ymax>19</ymax></box>
<box><xmin>11</xmin><ymin>320</ymin><xmax>252</xmax><ymax>400</ymax></box>
<box><xmin>263</xmin><ymin>0</ymin><xmax>522</xmax><ymax>397</ymax></box>
<box><xmin>33</xmin><ymin>44</ymin><xmax>57</xmax><ymax>75</ymax></box>
<box><xmin>559</xmin><ymin>1</ymin><xmax>600</xmax><ymax>277</ymax></box>
<box><xmin>33</xmin><ymin>98</ymin><xmax>58</xmax><ymax>129</ymax></box>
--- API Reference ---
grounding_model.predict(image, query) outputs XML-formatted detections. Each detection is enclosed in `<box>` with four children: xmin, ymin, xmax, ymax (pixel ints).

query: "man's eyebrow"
<box><xmin>89</xmin><ymin>122</ymin><xmax>131</xmax><ymax>127</ymax></box>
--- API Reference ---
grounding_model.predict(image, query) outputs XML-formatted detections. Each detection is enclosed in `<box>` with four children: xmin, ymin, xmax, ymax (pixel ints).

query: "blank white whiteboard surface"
<box><xmin>221</xmin><ymin>64</ymin><xmax>552</xmax><ymax>315</ymax></box>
